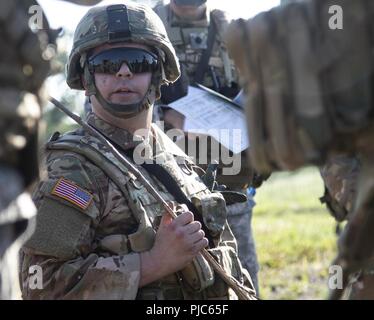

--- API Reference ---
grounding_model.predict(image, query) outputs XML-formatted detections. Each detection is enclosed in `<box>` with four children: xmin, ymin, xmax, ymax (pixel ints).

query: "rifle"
<box><xmin>49</xmin><ymin>97</ymin><xmax>258</xmax><ymax>300</ymax></box>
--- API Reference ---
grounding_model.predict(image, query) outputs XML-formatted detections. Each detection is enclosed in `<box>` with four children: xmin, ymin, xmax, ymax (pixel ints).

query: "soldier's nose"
<box><xmin>116</xmin><ymin>62</ymin><xmax>133</xmax><ymax>78</ymax></box>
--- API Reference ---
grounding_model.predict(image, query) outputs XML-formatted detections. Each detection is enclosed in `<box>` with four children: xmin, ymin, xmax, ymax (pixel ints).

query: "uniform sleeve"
<box><xmin>20</xmin><ymin>151</ymin><xmax>141</xmax><ymax>300</ymax></box>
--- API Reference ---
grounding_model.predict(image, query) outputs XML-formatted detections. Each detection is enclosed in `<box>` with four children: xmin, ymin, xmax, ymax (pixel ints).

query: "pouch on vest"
<box><xmin>204</xmin><ymin>245</ymin><xmax>250</xmax><ymax>299</ymax></box>
<box><xmin>191</xmin><ymin>192</ymin><xmax>227</xmax><ymax>238</ymax></box>
<box><xmin>180</xmin><ymin>252</ymin><xmax>215</xmax><ymax>292</ymax></box>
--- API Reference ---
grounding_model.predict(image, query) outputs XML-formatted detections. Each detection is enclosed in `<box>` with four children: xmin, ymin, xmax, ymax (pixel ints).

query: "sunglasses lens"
<box><xmin>88</xmin><ymin>48</ymin><xmax>158</xmax><ymax>75</ymax></box>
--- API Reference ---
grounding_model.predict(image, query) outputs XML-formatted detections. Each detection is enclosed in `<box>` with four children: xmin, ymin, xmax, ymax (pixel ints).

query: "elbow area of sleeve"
<box><xmin>75</xmin><ymin>253</ymin><xmax>141</xmax><ymax>300</ymax></box>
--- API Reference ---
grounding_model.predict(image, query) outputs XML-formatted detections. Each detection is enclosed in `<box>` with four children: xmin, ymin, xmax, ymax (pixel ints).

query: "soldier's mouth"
<box><xmin>110</xmin><ymin>88</ymin><xmax>139</xmax><ymax>99</ymax></box>
<box><xmin>113</xmin><ymin>87</ymin><xmax>135</xmax><ymax>94</ymax></box>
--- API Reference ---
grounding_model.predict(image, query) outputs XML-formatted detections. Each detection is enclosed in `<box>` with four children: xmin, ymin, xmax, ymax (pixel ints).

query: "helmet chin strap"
<box><xmin>84</xmin><ymin>64</ymin><xmax>159</xmax><ymax>119</ymax></box>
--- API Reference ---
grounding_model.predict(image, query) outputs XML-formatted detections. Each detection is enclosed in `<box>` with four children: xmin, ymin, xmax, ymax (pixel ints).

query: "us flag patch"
<box><xmin>51</xmin><ymin>178</ymin><xmax>93</xmax><ymax>210</ymax></box>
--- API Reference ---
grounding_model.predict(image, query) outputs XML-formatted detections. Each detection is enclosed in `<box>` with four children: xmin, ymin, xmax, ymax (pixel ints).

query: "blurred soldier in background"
<box><xmin>153</xmin><ymin>0</ymin><xmax>260</xmax><ymax>292</ymax></box>
<box><xmin>226</xmin><ymin>0</ymin><xmax>374</xmax><ymax>299</ymax></box>
<box><xmin>0</xmin><ymin>0</ymin><xmax>101</xmax><ymax>300</ymax></box>
<box><xmin>285</xmin><ymin>0</ymin><xmax>374</xmax><ymax>299</ymax></box>
<box><xmin>153</xmin><ymin>0</ymin><xmax>240</xmax><ymax>102</ymax></box>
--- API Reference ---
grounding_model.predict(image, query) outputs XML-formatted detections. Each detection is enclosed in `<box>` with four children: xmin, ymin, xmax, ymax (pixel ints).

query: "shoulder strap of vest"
<box><xmin>210</xmin><ymin>9</ymin><xmax>228</xmax><ymax>40</ymax></box>
<box><xmin>154</xmin><ymin>4</ymin><xmax>181</xmax><ymax>45</ymax></box>
<box><xmin>210</xmin><ymin>9</ymin><xmax>235</xmax><ymax>86</ymax></box>
<box><xmin>193</xmin><ymin>10</ymin><xmax>217</xmax><ymax>86</ymax></box>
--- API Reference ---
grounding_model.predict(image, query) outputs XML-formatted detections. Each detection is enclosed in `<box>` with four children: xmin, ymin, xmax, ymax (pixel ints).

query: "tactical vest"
<box><xmin>46</xmin><ymin>125</ymin><xmax>246</xmax><ymax>299</ymax></box>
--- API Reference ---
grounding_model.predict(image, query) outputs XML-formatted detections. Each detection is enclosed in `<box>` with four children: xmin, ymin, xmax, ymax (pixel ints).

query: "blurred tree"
<box><xmin>42</xmin><ymin>30</ymin><xmax>82</xmax><ymax>141</ymax></box>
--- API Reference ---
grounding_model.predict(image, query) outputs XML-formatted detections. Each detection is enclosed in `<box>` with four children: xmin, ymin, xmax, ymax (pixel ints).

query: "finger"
<box><xmin>184</xmin><ymin>221</ymin><xmax>202</xmax><ymax>234</ymax></box>
<box><xmin>191</xmin><ymin>237</ymin><xmax>209</xmax><ymax>253</ymax></box>
<box><xmin>159</xmin><ymin>212</ymin><xmax>173</xmax><ymax>227</ymax></box>
<box><xmin>173</xmin><ymin>211</ymin><xmax>194</xmax><ymax>226</ymax></box>
<box><xmin>189</xmin><ymin>229</ymin><xmax>205</xmax><ymax>244</ymax></box>
<box><xmin>175</xmin><ymin>203</ymin><xmax>189</xmax><ymax>215</ymax></box>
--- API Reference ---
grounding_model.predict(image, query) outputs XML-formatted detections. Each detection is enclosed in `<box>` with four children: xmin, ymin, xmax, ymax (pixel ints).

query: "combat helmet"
<box><xmin>66</xmin><ymin>2</ymin><xmax>180</xmax><ymax>118</ymax></box>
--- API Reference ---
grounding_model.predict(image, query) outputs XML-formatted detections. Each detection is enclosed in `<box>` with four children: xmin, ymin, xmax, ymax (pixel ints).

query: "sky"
<box><xmin>39</xmin><ymin>0</ymin><xmax>280</xmax><ymax>101</ymax></box>
<box><xmin>38</xmin><ymin>0</ymin><xmax>280</xmax><ymax>32</ymax></box>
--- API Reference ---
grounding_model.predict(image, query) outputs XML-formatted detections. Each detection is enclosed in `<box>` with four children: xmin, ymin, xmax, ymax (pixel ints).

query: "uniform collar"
<box><xmin>86</xmin><ymin>112</ymin><xmax>144</xmax><ymax>151</ymax></box>
<box><xmin>86</xmin><ymin>112</ymin><xmax>188</xmax><ymax>159</ymax></box>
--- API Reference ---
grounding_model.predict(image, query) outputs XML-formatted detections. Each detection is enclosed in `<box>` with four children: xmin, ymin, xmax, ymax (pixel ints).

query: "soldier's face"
<box><xmin>89</xmin><ymin>43</ymin><xmax>153</xmax><ymax>106</ymax></box>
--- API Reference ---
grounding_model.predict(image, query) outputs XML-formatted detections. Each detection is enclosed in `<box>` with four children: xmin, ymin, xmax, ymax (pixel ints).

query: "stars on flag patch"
<box><xmin>51</xmin><ymin>178</ymin><xmax>93</xmax><ymax>210</ymax></box>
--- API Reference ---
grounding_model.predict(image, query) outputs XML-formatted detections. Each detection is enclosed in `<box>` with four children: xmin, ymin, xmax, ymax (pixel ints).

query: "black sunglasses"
<box><xmin>87</xmin><ymin>47</ymin><xmax>159</xmax><ymax>75</ymax></box>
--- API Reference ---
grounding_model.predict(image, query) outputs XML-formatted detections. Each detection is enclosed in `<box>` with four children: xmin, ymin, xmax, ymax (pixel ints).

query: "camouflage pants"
<box><xmin>226</xmin><ymin>188</ymin><xmax>259</xmax><ymax>294</ymax></box>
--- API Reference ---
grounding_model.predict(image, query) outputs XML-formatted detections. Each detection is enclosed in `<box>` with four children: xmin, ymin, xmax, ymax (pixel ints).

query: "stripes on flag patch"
<box><xmin>51</xmin><ymin>178</ymin><xmax>93</xmax><ymax>210</ymax></box>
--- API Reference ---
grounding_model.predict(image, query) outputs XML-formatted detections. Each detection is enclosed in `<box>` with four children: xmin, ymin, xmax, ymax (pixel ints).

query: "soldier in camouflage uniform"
<box><xmin>153</xmin><ymin>0</ymin><xmax>239</xmax><ymax>99</ymax></box>
<box><xmin>153</xmin><ymin>0</ymin><xmax>259</xmax><ymax>293</ymax></box>
<box><xmin>226</xmin><ymin>0</ymin><xmax>374</xmax><ymax>299</ymax></box>
<box><xmin>0</xmin><ymin>0</ymin><xmax>102</xmax><ymax>301</ymax></box>
<box><xmin>320</xmin><ymin>155</ymin><xmax>374</xmax><ymax>299</ymax></box>
<box><xmin>19</xmin><ymin>2</ymin><xmax>254</xmax><ymax>300</ymax></box>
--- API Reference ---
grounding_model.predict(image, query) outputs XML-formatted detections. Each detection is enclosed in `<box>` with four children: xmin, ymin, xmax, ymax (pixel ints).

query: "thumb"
<box><xmin>160</xmin><ymin>211</ymin><xmax>173</xmax><ymax>225</ymax></box>
<box><xmin>159</xmin><ymin>201</ymin><xmax>176</xmax><ymax>227</ymax></box>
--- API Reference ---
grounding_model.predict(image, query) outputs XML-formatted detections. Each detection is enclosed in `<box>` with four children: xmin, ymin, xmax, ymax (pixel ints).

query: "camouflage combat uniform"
<box><xmin>19</xmin><ymin>2</ymin><xmax>253</xmax><ymax>299</ymax></box>
<box><xmin>153</xmin><ymin>1</ymin><xmax>259</xmax><ymax>292</ymax></box>
<box><xmin>19</xmin><ymin>113</ymin><xmax>252</xmax><ymax>299</ymax></box>
<box><xmin>321</xmin><ymin>155</ymin><xmax>374</xmax><ymax>299</ymax></box>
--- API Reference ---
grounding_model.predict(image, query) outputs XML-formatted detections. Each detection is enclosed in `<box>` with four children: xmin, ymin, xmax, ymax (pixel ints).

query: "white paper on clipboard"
<box><xmin>168</xmin><ymin>86</ymin><xmax>249</xmax><ymax>154</ymax></box>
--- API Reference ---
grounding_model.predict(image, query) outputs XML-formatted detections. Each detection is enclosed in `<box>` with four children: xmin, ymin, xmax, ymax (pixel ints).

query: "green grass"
<box><xmin>252</xmin><ymin>167</ymin><xmax>338</xmax><ymax>299</ymax></box>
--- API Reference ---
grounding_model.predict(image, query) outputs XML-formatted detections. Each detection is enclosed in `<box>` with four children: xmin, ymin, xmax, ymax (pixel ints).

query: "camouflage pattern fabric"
<box><xmin>345</xmin><ymin>257</ymin><xmax>374</xmax><ymax>300</ymax></box>
<box><xmin>320</xmin><ymin>155</ymin><xmax>374</xmax><ymax>299</ymax></box>
<box><xmin>226</xmin><ymin>0</ymin><xmax>373</xmax><ymax>173</ymax></box>
<box><xmin>226</xmin><ymin>188</ymin><xmax>259</xmax><ymax>294</ymax></box>
<box><xmin>320</xmin><ymin>155</ymin><xmax>361</xmax><ymax>222</ymax></box>
<box><xmin>19</xmin><ymin>112</ymin><xmax>253</xmax><ymax>299</ymax></box>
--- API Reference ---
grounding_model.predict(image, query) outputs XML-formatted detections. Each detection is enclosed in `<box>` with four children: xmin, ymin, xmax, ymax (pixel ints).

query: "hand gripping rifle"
<box><xmin>49</xmin><ymin>97</ymin><xmax>258</xmax><ymax>300</ymax></box>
